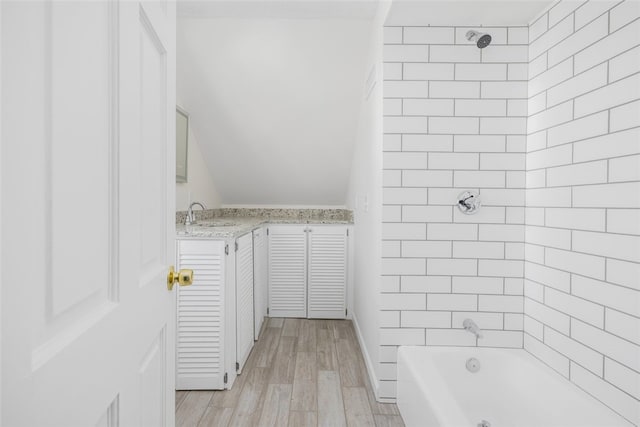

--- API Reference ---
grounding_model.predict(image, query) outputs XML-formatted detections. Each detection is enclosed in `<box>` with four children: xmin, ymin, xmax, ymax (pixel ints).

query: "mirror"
<box><xmin>176</xmin><ymin>106</ymin><xmax>189</xmax><ymax>183</ymax></box>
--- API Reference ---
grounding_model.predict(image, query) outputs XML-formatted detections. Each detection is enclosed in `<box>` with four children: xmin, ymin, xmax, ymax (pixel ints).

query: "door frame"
<box><xmin>0</xmin><ymin>2</ymin><xmax>4</xmax><ymax>422</ymax></box>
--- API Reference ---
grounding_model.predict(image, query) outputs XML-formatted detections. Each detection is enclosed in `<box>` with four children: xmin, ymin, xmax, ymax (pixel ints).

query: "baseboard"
<box><xmin>352</xmin><ymin>313</ymin><xmax>380</xmax><ymax>401</ymax></box>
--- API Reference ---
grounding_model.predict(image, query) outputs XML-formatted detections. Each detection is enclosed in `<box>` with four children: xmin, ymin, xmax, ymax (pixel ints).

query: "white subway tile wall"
<box><xmin>382</xmin><ymin>24</ymin><xmax>527</xmax><ymax>398</ymax></box>
<box><xmin>524</xmin><ymin>1</ymin><xmax>640</xmax><ymax>424</ymax></box>
<box><xmin>379</xmin><ymin>2</ymin><xmax>640</xmax><ymax>422</ymax></box>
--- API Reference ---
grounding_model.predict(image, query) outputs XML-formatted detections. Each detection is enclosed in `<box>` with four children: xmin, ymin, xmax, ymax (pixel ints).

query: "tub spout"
<box><xmin>463</xmin><ymin>318</ymin><xmax>483</xmax><ymax>339</ymax></box>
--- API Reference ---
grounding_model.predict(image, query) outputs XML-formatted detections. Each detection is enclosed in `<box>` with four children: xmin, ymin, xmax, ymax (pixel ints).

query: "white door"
<box><xmin>1</xmin><ymin>1</ymin><xmax>177</xmax><ymax>426</ymax></box>
<box><xmin>307</xmin><ymin>226</ymin><xmax>348</xmax><ymax>319</ymax></box>
<box><xmin>235</xmin><ymin>233</ymin><xmax>254</xmax><ymax>373</ymax></box>
<box><xmin>268</xmin><ymin>225</ymin><xmax>308</xmax><ymax>318</ymax></box>
<box><xmin>252</xmin><ymin>227</ymin><xmax>267</xmax><ymax>339</ymax></box>
<box><xmin>176</xmin><ymin>240</ymin><xmax>226</xmax><ymax>390</ymax></box>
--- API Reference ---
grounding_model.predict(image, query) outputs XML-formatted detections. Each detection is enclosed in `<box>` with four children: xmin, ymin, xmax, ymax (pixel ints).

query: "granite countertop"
<box><xmin>176</xmin><ymin>216</ymin><xmax>352</xmax><ymax>240</ymax></box>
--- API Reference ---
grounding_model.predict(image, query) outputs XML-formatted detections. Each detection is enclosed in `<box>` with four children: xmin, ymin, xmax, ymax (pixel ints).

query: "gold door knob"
<box><xmin>167</xmin><ymin>266</ymin><xmax>194</xmax><ymax>291</ymax></box>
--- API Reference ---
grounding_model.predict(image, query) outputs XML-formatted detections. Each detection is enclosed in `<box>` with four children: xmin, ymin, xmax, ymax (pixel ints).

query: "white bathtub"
<box><xmin>397</xmin><ymin>346</ymin><xmax>633</xmax><ymax>427</ymax></box>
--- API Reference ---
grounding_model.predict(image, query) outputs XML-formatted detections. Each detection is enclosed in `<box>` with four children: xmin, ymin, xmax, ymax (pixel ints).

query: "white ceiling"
<box><xmin>385</xmin><ymin>0</ymin><xmax>555</xmax><ymax>26</ymax></box>
<box><xmin>177</xmin><ymin>16</ymin><xmax>372</xmax><ymax>205</ymax></box>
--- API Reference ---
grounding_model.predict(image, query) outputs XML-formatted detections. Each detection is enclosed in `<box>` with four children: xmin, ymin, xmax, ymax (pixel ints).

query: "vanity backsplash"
<box><xmin>175</xmin><ymin>208</ymin><xmax>353</xmax><ymax>224</ymax></box>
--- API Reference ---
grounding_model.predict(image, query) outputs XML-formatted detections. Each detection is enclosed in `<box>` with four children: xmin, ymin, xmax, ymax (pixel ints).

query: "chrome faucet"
<box><xmin>463</xmin><ymin>318</ymin><xmax>483</xmax><ymax>339</ymax></box>
<box><xmin>185</xmin><ymin>202</ymin><xmax>206</xmax><ymax>225</ymax></box>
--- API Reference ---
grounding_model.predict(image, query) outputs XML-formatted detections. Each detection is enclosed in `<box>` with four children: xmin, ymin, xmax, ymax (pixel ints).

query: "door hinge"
<box><xmin>267</xmin><ymin>228</ymin><xmax>269</xmax><ymax>236</ymax></box>
<box><xmin>236</xmin><ymin>362</ymin><xmax>240</xmax><ymax>371</ymax></box>
<box><xmin>346</xmin><ymin>229</ymin><xmax>349</xmax><ymax>237</ymax></box>
<box><xmin>224</xmin><ymin>373</ymin><xmax>228</xmax><ymax>384</ymax></box>
<box><xmin>345</xmin><ymin>308</ymin><xmax>348</xmax><ymax>316</ymax></box>
<box><xmin>225</xmin><ymin>244</ymin><xmax>229</xmax><ymax>255</ymax></box>
<box><xmin>235</xmin><ymin>241</ymin><xmax>239</xmax><ymax>252</ymax></box>
<box><xmin>267</xmin><ymin>307</ymin><xmax>270</xmax><ymax>315</ymax></box>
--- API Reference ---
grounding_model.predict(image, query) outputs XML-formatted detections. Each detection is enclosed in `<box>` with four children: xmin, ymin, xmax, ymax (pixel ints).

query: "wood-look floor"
<box><xmin>176</xmin><ymin>318</ymin><xmax>405</xmax><ymax>427</ymax></box>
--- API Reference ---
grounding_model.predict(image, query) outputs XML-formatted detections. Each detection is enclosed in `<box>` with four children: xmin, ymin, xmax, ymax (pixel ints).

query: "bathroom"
<box><xmin>0</xmin><ymin>0</ymin><xmax>638</xmax><ymax>426</ymax></box>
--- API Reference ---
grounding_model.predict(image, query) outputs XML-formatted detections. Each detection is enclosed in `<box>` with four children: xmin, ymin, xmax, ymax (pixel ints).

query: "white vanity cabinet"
<box><xmin>175</xmin><ymin>232</ymin><xmax>256</xmax><ymax>390</ymax></box>
<box><xmin>175</xmin><ymin>223</ymin><xmax>348</xmax><ymax>390</ymax></box>
<box><xmin>268</xmin><ymin>225</ymin><xmax>349</xmax><ymax>319</ymax></box>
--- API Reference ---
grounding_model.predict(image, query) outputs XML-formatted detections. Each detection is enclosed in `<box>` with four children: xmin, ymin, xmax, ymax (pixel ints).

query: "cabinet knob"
<box><xmin>167</xmin><ymin>266</ymin><xmax>194</xmax><ymax>291</ymax></box>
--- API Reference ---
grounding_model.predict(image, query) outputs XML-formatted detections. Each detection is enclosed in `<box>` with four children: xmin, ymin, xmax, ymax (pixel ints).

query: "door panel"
<box><xmin>253</xmin><ymin>227</ymin><xmax>268</xmax><ymax>339</ymax></box>
<box><xmin>307</xmin><ymin>227</ymin><xmax>348</xmax><ymax>319</ymax></box>
<box><xmin>27</xmin><ymin>1</ymin><xmax>118</xmax><ymax>371</ymax></box>
<box><xmin>50</xmin><ymin>0</ymin><xmax>115</xmax><ymax>317</ymax></box>
<box><xmin>140</xmin><ymin>328</ymin><xmax>167</xmax><ymax>427</ymax></box>
<box><xmin>268</xmin><ymin>225</ymin><xmax>307</xmax><ymax>318</ymax></box>
<box><xmin>1</xmin><ymin>1</ymin><xmax>176</xmax><ymax>425</ymax></box>
<box><xmin>176</xmin><ymin>240</ymin><xmax>226</xmax><ymax>390</ymax></box>
<box><xmin>236</xmin><ymin>233</ymin><xmax>254</xmax><ymax>373</ymax></box>
<box><xmin>139</xmin><ymin>5</ymin><xmax>167</xmax><ymax>283</ymax></box>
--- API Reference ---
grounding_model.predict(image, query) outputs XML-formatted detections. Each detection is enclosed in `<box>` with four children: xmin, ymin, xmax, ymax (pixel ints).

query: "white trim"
<box><xmin>352</xmin><ymin>312</ymin><xmax>380</xmax><ymax>401</ymax></box>
<box><xmin>0</xmin><ymin>2</ymin><xmax>3</xmax><ymax>422</ymax></box>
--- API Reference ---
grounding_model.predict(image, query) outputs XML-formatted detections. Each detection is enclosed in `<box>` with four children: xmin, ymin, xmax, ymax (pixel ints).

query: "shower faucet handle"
<box><xmin>457</xmin><ymin>191</ymin><xmax>481</xmax><ymax>215</ymax></box>
<box><xmin>459</xmin><ymin>195</ymin><xmax>474</xmax><ymax>208</ymax></box>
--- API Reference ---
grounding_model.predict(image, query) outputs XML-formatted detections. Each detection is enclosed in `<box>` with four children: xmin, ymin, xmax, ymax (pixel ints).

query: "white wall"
<box><xmin>177</xmin><ymin>16</ymin><xmax>371</xmax><ymax>206</ymax></box>
<box><xmin>175</xmin><ymin>126</ymin><xmax>222</xmax><ymax>211</ymax></box>
<box><xmin>523</xmin><ymin>1</ymin><xmax>640</xmax><ymax>424</ymax></box>
<box><xmin>379</xmin><ymin>22</ymin><xmax>529</xmax><ymax>399</ymax></box>
<box><xmin>376</xmin><ymin>0</ymin><xmax>640</xmax><ymax>419</ymax></box>
<box><xmin>346</xmin><ymin>1</ymin><xmax>392</xmax><ymax>402</ymax></box>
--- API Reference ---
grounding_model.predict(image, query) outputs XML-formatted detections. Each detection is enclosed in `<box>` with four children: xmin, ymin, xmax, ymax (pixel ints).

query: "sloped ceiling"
<box><xmin>176</xmin><ymin>0</ymin><xmax>553</xmax><ymax>206</ymax></box>
<box><xmin>177</xmin><ymin>4</ymin><xmax>374</xmax><ymax>206</ymax></box>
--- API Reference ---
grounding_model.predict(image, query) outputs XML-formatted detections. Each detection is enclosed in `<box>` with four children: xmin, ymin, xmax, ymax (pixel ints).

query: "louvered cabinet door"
<box><xmin>253</xmin><ymin>227</ymin><xmax>268</xmax><ymax>340</ymax></box>
<box><xmin>268</xmin><ymin>225</ymin><xmax>308</xmax><ymax>317</ymax></box>
<box><xmin>176</xmin><ymin>240</ymin><xmax>226</xmax><ymax>390</ymax></box>
<box><xmin>307</xmin><ymin>226</ymin><xmax>348</xmax><ymax>319</ymax></box>
<box><xmin>235</xmin><ymin>232</ymin><xmax>254</xmax><ymax>373</ymax></box>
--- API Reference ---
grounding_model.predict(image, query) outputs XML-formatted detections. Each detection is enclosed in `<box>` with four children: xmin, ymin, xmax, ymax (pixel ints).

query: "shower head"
<box><xmin>466</xmin><ymin>30</ymin><xmax>492</xmax><ymax>49</ymax></box>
